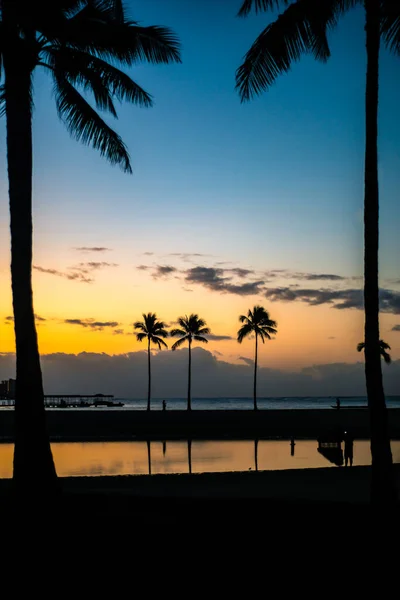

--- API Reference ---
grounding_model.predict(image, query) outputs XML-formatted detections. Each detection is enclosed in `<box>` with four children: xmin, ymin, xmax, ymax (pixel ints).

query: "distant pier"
<box><xmin>0</xmin><ymin>394</ymin><xmax>123</xmax><ymax>408</ymax></box>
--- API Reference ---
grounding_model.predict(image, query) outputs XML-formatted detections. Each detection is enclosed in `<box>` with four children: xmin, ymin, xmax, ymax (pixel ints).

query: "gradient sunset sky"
<box><xmin>1</xmin><ymin>0</ymin><xmax>400</xmax><ymax>389</ymax></box>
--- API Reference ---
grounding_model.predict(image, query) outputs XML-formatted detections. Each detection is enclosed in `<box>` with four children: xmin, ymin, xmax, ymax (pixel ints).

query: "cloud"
<box><xmin>185</xmin><ymin>266</ymin><xmax>264</xmax><ymax>296</ymax></box>
<box><xmin>167</xmin><ymin>253</ymin><xmax>212</xmax><ymax>262</ymax></box>
<box><xmin>392</xmin><ymin>325</ymin><xmax>400</xmax><ymax>332</ymax></box>
<box><xmin>76</xmin><ymin>262</ymin><xmax>118</xmax><ymax>270</ymax></box>
<box><xmin>207</xmin><ymin>334</ymin><xmax>234</xmax><ymax>341</ymax></box>
<box><xmin>229</xmin><ymin>268</ymin><xmax>255</xmax><ymax>278</ymax></box>
<box><xmin>328</xmin><ymin>336</ymin><xmax>336</xmax><ymax>340</ymax></box>
<box><xmin>113</xmin><ymin>329</ymin><xmax>124</xmax><ymax>335</ymax></box>
<box><xmin>238</xmin><ymin>356</ymin><xmax>254</xmax><ymax>366</ymax></box>
<box><xmin>5</xmin><ymin>314</ymin><xmax>46</xmax><ymax>324</ymax></box>
<box><xmin>153</xmin><ymin>265</ymin><xmax>177</xmax><ymax>279</ymax></box>
<box><xmin>1</xmin><ymin>349</ymin><xmax>400</xmax><ymax>396</ymax></box>
<box><xmin>143</xmin><ymin>252</ymin><xmax>154</xmax><ymax>256</ymax></box>
<box><xmin>137</xmin><ymin>265</ymin><xmax>150</xmax><ymax>271</ymax></box>
<box><xmin>74</xmin><ymin>247</ymin><xmax>111</xmax><ymax>253</ymax></box>
<box><xmin>34</xmin><ymin>261</ymin><xmax>117</xmax><ymax>284</ymax></box>
<box><xmin>292</xmin><ymin>273</ymin><xmax>345</xmax><ymax>281</ymax></box>
<box><xmin>264</xmin><ymin>286</ymin><xmax>400</xmax><ymax>314</ymax></box>
<box><xmin>34</xmin><ymin>265</ymin><xmax>93</xmax><ymax>283</ymax></box>
<box><xmin>63</xmin><ymin>319</ymin><xmax>119</xmax><ymax>331</ymax></box>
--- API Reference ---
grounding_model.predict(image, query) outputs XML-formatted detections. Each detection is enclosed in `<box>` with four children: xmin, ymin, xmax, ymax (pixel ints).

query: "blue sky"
<box><xmin>1</xmin><ymin>0</ymin><xmax>399</xmax><ymax>275</ymax></box>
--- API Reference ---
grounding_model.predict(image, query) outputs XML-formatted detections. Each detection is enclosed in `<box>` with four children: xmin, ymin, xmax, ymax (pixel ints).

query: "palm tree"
<box><xmin>237</xmin><ymin>306</ymin><xmax>277</xmax><ymax>411</ymax></box>
<box><xmin>0</xmin><ymin>0</ymin><xmax>180</xmax><ymax>492</ymax></box>
<box><xmin>236</xmin><ymin>0</ymin><xmax>399</xmax><ymax>502</ymax></box>
<box><xmin>170</xmin><ymin>315</ymin><xmax>210</xmax><ymax>411</ymax></box>
<box><xmin>357</xmin><ymin>339</ymin><xmax>392</xmax><ymax>365</ymax></box>
<box><xmin>134</xmin><ymin>313</ymin><xmax>169</xmax><ymax>411</ymax></box>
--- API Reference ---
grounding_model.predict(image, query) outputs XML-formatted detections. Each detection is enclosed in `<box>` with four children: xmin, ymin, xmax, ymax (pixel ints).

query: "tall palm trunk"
<box><xmin>147</xmin><ymin>338</ymin><xmax>151</xmax><ymax>411</ymax></box>
<box><xmin>187</xmin><ymin>338</ymin><xmax>192</xmax><ymax>411</ymax></box>
<box><xmin>147</xmin><ymin>440</ymin><xmax>152</xmax><ymax>475</ymax></box>
<box><xmin>253</xmin><ymin>333</ymin><xmax>258</xmax><ymax>411</ymax></box>
<box><xmin>4</xmin><ymin>45</ymin><xmax>58</xmax><ymax>492</ymax></box>
<box><xmin>364</xmin><ymin>0</ymin><xmax>396</xmax><ymax>503</ymax></box>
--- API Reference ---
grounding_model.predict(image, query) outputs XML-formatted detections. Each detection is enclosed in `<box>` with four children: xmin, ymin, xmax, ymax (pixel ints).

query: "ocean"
<box><xmin>112</xmin><ymin>396</ymin><xmax>400</xmax><ymax>410</ymax></box>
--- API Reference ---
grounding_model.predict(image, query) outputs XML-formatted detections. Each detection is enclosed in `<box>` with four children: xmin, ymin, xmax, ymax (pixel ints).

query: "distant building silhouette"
<box><xmin>0</xmin><ymin>378</ymin><xmax>15</xmax><ymax>399</ymax></box>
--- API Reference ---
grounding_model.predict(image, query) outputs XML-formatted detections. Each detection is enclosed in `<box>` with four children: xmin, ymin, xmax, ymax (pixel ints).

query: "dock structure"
<box><xmin>0</xmin><ymin>394</ymin><xmax>123</xmax><ymax>408</ymax></box>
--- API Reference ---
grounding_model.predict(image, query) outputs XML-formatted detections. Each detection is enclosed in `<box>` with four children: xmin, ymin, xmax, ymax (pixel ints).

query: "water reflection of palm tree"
<box><xmin>188</xmin><ymin>439</ymin><xmax>192</xmax><ymax>474</ymax></box>
<box><xmin>147</xmin><ymin>440</ymin><xmax>152</xmax><ymax>476</ymax></box>
<box><xmin>254</xmin><ymin>439</ymin><xmax>259</xmax><ymax>472</ymax></box>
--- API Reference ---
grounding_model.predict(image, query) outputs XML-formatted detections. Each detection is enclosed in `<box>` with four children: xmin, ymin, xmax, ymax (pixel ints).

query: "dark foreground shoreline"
<box><xmin>2</xmin><ymin>407</ymin><xmax>400</xmax><ymax>441</ymax></box>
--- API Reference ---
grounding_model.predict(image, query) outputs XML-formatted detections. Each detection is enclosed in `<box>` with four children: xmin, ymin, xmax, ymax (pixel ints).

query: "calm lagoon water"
<box><xmin>1</xmin><ymin>439</ymin><xmax>400</xmax><ymax>479</ymax></box>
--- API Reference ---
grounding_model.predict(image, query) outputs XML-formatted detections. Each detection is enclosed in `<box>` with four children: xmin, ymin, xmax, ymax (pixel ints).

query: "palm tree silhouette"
<box><xmin>134</xmin><ymin>313</ymin><xmax>169</xmax><ymax>411</ymax></box>
<box><xmin>1</xmin><ymin>1</ymin><xmax>180</xmax><ymax>490</ymax></box>
<box><xmin>236</xmin><ymin>0</ymin><xmax>399</xmax><ymax>501</ymax></box>
<box><xmin>357</xmin><ymin>340</ymin><xmax>392</xmax><ymax>365</ymax></box>
<box><xmin>237</xmin><ymin>306</ymin><xmax>277</xmax><ymax>411</ymax></box>
<box><xmin>170</xmin><ymin>315</ymin><xmax>210</xmax><ymax>411</ymax></box>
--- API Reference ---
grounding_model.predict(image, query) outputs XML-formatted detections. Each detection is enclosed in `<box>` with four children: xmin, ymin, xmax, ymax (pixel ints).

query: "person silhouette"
<box><xmin>336</xmin><ymin>398</ymin><xmax>341</xmax><ymax>410</ymax></box>
<box><xmin>162</xmin><ymin>400</ymin><xmax>167</xmax><ymax>411</ymax></box>
<box><xmin>343</xmin><ymin>431</ymin><xmax>354</xmax><ymax>467</ymax></box>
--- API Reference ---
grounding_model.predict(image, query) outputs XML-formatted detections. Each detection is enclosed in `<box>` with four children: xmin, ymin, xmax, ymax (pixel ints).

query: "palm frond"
<box><xmin>237</xmin><ymin>323</ymin><xmax>254</xmax><ymax>343</ymax></box>
<box><xmin>45</xmin><ymin>18</ymin><xmax>181</xmax><ymax>67</ymax></box>
<box><xmin>46</xmin><ymin>47</ymin><xmax>152</xmax><ymax>108</ymax></box>
<box><xmin>0</xmin><ymin>85</ymin><xmax>5</xmax><ymax>118</ymax></box>
<box><xmin>357</xmin><ymin>342</ymin><xmax>365</xmax><ymax>352</ymax></box>
<box><xmin>193</xmin><ymin>335</ymin><xmax>208</xmax><ymax>344</ymax></box>
<box><xmin>382</xmin><ymin>351</ymin><xmax>392</xmax><ymax>365</ymax></box>
<box><xmin>135</xmin><ymin>332</ymin><xmax>147</xmax><ymax>342</ymax></box>
<box><xmin>380</xmin><ymin>340</ymin><xmax>391</xmax><ymax>351</ymax></box>
<box><xmin>133</xmin><ymin>321</ymin><xmax>147</xmax><ymax>332</ymax></box>
<box><xmin>382</xmin><ymin>3</ymin><xmax>400</xmax><ymax>55</ymax></box>
<box><xmin>151</xmin><ymin>336</ymin><xmax>168</xmax><ymax>350</ymax></box>
<box><xmin>238</xmin><ymin>314</ymin><xmax>250</xmax><ymax>324</ymax></box>
<box><xmin>54</xmin><ymin>75</ymin><xmax>132</xmax><ymax>172</ymax></box>
<box><xmin>170</xmin><ymin>328</ymin><xmax>187</xmax><ymax>338</ymax></box>
<box><xmin>197</xmin><ymin>327</ymin><xmax>210</xmax><ymax>336</ymax></box>
<box><xmin>236</xmin><ymin>0</ymin><xmax>341</xmax><ymax>101</ymax></box>
<box><xmin>238</xmin><ymin>0</ymin><xmax>289</xmax><ymax>18</ymax></box>
<box><xmin>171</xmin><ymin>336</ymin><xmax>188</xmax><ymax>351</ymax></box>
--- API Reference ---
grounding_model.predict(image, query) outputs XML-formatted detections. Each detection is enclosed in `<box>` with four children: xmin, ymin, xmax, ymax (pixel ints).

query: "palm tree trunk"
<box><xmin>253</xmin><ymin>333</ymin><xmax>258</xmax><ymax>411</ymax></box>
<box><xmin>188</xmin><ymin>439</ymin><xmax>192</xmax><ymax>474</ymax></box>
<box><xmin>4</xmin><ymin>43</ymin><xmax>58</xmax><ymax>494</ymax></box>
<box><xmin>188</xmin><ymin>338</ymin><xmax>192</xmax><ymax>411</ymax></box>
<box><xmin>254</xmin><ymin>439</ymin><xmax>259</xmax><ymax>471</ymax></box>
<box><xmin>147</xmin><ymin>440</ymin><xmax>152</xmax><ymax>475</ymax></box>
<box><xmin>147</xmin><ymin>338</ymin><xmax>151</xmax><ymax>411</ymax></box>
<box><xmin>364</xmin><ymin>0</ymin><xmax>396</xmax><ymax>503</ymax></box>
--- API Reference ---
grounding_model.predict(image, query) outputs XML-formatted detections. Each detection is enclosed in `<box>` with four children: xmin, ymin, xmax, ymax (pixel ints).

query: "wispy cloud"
<box><xmin>34</xmin><ymin>266</ymin><xmax>94</xmax><ymax>283</ymax></box>
<box><xmin>153</xmin><ymin>265</ymin><xmax>177</xmax><ymax>279</ymax></box>
<box><xmin>34</xmin><ymin>261</ymin><xmax>117</xmax><ymax>283</ymax></box>
<box><xmin>392</xmin><ymin>325</ymin><xmax>400</xmax><ymax>332</ymax></box>
<box><xmin>207</xmin><ymin>334</ymin><xmax>234</xmax><ymax>341</ymax></box>
<box><xmin>113</xmin><ymin>329</ymin><xmax>125</xmax><ymax>335</ymax></box>
<box><xmin>74</xmin><ymin>247</ymin><xmax>112</xmax><ymax>253</ymax></box>
<box><xmin>64</xmin><ymin>319</ymin><xmax>120</xmax><ymax>331</ymax></box>
<box><xmin>238</xmin><ymin>356</ymin><xmax>254</xmax><ymax>366</ymax></box>
<box><xmin>185</xmin><ymin>266</ymin><xmax>264</xmax><ymax>296</ymax></box>
<box><xmin>264</xmin><ymin>287</ymin><xmax>400</xmax><ymax>314</ymax></box>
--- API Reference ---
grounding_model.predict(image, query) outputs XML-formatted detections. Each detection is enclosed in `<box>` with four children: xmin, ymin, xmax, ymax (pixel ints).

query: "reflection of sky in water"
<box><xmin>0</xmin><ymin>440</ymin><xmax>399</xmax><ymax>479</ymax></box>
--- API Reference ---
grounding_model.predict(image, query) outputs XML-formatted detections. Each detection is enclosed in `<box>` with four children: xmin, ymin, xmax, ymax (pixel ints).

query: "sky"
<box><xmin>1</xmin><ymin>0</ymin><xmax>400</xmax><ymax>396</ymax></box>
